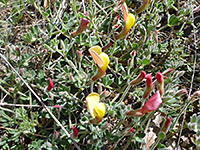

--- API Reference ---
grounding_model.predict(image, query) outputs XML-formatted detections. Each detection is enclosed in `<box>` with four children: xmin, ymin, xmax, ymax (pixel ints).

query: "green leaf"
<box><xmin>23</xmin><ymin>32</ymin><xmax>32</xmax><ymax>43</ymax></box>
<box><xmin>158</xmin><ymin>132</ymin><xmax>166</xmax><ymax>139</ymax></box>
<box><xmin>46</xmin><ymin>23</ymin><xmax>53</xmax><ymax>34</ymax></box>
<box><xmin>143</xmin><ymin>58</ymin><xmax>150</xmax><ymax>66</ymax></box>
<box><xmin>168</xmin><ymin>14</ymin><xmax>178</xmax><ymax>26</ymax></box>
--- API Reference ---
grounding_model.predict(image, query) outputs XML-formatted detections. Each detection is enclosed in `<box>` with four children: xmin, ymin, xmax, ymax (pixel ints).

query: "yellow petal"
<box><xmin>122</xmin><ymin>3</ymin><xmax>128</xmax><ymax>23</ymax></box>
<box><xmin>125</xmin><ymin>14</ymin><xmax>135</xmax><ymax>32</ymax></box>
<box><xmin>86</xmin><ymin>92</ymin><xmax>100</xmax><ymax>118</ymax></box>
<box><xmin>99</xmin><ymin>52</ymin><xmax>109</xmax><ymax>72</ymax></box>
<box><xmin>89</xmin><ymin>45</ymin><xmax>102</xmax><ymax>55</ymax></box>
<box><xmin>93</xmin><ymin>102</ymin><xmax>106</xmax><ymax>120</ymax></box>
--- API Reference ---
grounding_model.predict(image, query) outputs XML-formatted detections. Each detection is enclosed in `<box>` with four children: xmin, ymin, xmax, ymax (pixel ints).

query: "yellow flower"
<box><xmin>86</xmin><ymin>92</ymin><xmax>106</xmax><ymax>124</ymax></box>
<box><xmin>88</xmin><ymin>46</ymin><xmax>109</xmax><ymax>81</ymax></box>
<box><xmin>115</xmin><ymin>3</ymin><xmax>136</xmax><ymax>40</ymax></box>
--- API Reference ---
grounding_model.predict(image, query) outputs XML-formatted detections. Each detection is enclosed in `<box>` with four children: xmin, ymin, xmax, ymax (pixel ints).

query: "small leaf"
<box><xmin>168</xmin><ymin>14</ymin><xmax>178</xmax><ymax>26</ymax></box>
<box><xmin>46</xmin><ymin>23</ymin><xmax>53</xmax><ymax>33</ymax></box>
<box><xmin>143</xmin><ymin>58</ymin><xmax>150</xmax><ymax>66</ymax></box>
<box><xmin>158</xmin><ymin>132</ymin><xmax>166</xmax><ymax>139</ymax></box>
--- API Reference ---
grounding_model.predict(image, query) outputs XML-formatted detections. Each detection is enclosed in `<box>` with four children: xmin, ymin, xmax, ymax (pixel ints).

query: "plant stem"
<box><xmin>157</xmin><ymin>24</ymin><xmax>168</xmax><ymax>32</ymax></box>
<box><xmin>171</xmin><ymin>95</ymin><xmax>195</xmax><ymax>128</ymax></box>
<box><xmin>91</xmin><ymin>81</ymin><xmax>94</xmax><ymax>93</ymax></box>
<box><xmin>150</xmin><ymin>137</ymin><xmax>161</xmax><ymax>150</ymax></box>
<box><xmin>71</xmin><ymin>0</ymin><xmax>79</xmax><ymax>23</ymax></box>
<box><xmin>110</xmin><ymin>40</ymin><xmax>117</xmax><ymax>57</ymax></box>
<box><xmin>111</xmin><ymin>83</ymin><xmax>128</xmax><ymax>103</ymax></box>
<box><xmin>117</xmin><ymin>84</ymin><xmax>131</xmax><ymax>105</ymax></box>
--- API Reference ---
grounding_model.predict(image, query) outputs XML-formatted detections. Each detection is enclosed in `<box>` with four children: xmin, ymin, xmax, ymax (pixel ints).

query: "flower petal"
<box><xmin>89</xmin><ymin>49</ymin><xmax>103</xmax><ymax>67</ymax></box>
<box><xmin>122</xmin><ymin>3</ymin><xmax>128</xmax><ymax>23</ymax></box>
<box><xmin>93</xmin><ymin>102</ymin><xmax>106</xmax><ymax>120</ymax></box>
<box><xmin>125</xmin><ymin>14</ymin><xmax>135</xmax><ymax>33</ymax></box>
<box><xmin>89</xmin><ymin>45</ymin><xmax>102</xmax><ymax>55</ymax></box>
<box><xmin>141</xmin><ymin>90</ymin><xmax>162</xmax><ymax>113</ymax></box>
<box><xmin>86</xmin><ymin>92</ymin><xmax>100</xmax><ymax>118</ymax></box>
<box><xmin>99</xmin><ymin>52</ymin><xmax>109</xmax><ymax>71</ymax></box>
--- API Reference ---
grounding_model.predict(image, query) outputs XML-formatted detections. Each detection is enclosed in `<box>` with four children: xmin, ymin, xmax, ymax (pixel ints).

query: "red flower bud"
<box><xmin>161</xmin><ymin>117</ymin><xmax>171</xmax><ymax>133</ymax></box>
<box><xmin>128</xmin><ymin>58</ymin><xmax>132</xmax><ymax>65</ymax></box>
<box><xmin>153</xmin><ymin>30</ymin><xmax>158</xmax><ymax>43</ymax></box>
<box><xmin>53</xmin><ymin>131</ymin><xmax>59</xmax><ymax>140</ymax></box>
<box><xmin>113</xmin><ymin>25</ymin><xmax>119</xmax><ymax>28</ymax></box>
<box><xmin>128</xmin><ymin>127</ymin><xmax>134</xmax><ymax>133</ymax></box>
<box><xmin>102</xmin><ymin>40</ymin><xmax>114</xmax><ymax>51</ymax></box>
<box><xmin>145</xmin><ymin>74</ymin><xmax>152</xmax><ymax>87</ymax></box>
<box><xmin>143</xmin><ymin>74</ymin><xmax>154</xmax><ymax>100</ymax></box>
<box><xmin>71</xmin><ymin>17</ymin><xmax>90</xmax><ymax>37</ymax></box>
<box><xmin>156</xmin><ymin>72</ymin><xmax>164</xmax><ymax>96</ymax></box>
<box><xmin>130</xmin><ymin>71</ymin><xmax>146</xmax><ymax>85</ymax></box>
<box><xmin>77</xmin><ymin>50</ymin><xmax>82</xmax><ymax>62</ymax></box>
<box><xmin>9</xmin><ymin>88</ymin><xmax>14</xmax><ymax>92</ymax></box>
<box><xmin>130</xmin><ymin>50</ymin><xmax>136</xmax><ymax>57</ymax></box>
<box><xmin>53</xmin><ymin>105</ymin><xmax>61</xmax><ymax>110</ymax></box>
<box><xmin>49</xmin><ymin>94</ymin><xmax>52</xmax><ymax>99</ymax></box>
<box><xmin>174</xmin><ymin>89</ymin><xmax>187</xmax><ymax>97</ymax></box>
<box><xmin>71</xmin><ymin>125</ymin><xmax>78</xmax><ymax>138</ymax></box>
<box><xmin>162</xmin><ymin>68</ymin><xmax>173</xmax><ymax>76</ymax></box>
<box><xmin>46</xmin><ymin>77</ymin><xmax>53</xmax><ymax>92</ymax></box>
<box><xmin>156</xmin><ymin>72</ymin><xmax>163</xmax><ymax>84</ymax></box>
<box><xmin>193</xmin><ymin>91</ymin><xmax>200</xmax><ymax>97</ymax></box>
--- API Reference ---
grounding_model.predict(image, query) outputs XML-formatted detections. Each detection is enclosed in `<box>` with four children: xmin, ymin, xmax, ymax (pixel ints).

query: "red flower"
<box><xmin>126</xmin><ymin>91</ymin><xmax>162</xmax><ymax>117</ymax></box>
<box><xmin>156</xmin><ymin>72</ymin><xmax>163</xmax><ymax>84</ymax></box>
<box><xmin>46</xmin><ymin>77</ymin><xmax>53</xmax><ymax>92</ymax></box>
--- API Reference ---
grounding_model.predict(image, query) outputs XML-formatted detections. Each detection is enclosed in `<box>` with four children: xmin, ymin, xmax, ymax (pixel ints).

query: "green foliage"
<box><xmin>0</xmin><ymin>0</ymin><xmax>199</xmax><ymax>149</ymax></box>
